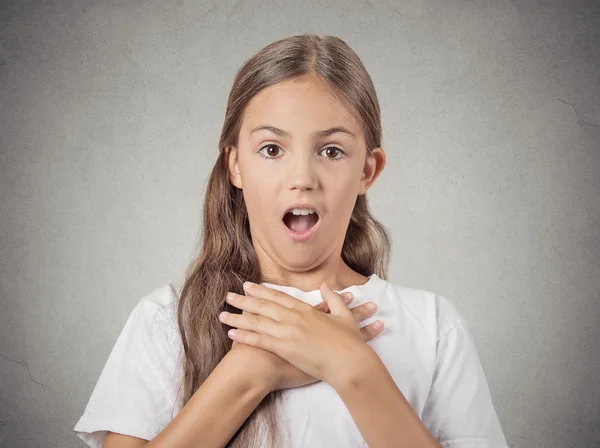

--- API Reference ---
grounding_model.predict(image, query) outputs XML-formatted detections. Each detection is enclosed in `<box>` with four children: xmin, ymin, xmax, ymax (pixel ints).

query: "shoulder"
<box><xmin>379</xmin><ymin>277</ymin><xmax>468</xmax><ymax>343</ymax></box>
<box><xmin>73</xmin><ymin>283</ymin><xmax>184</xmax><ymax>445</ymax></box>
<box><xmin>134</xmin><ymin>283</ymin><xmax>179</xmax><ymax>324</ymax></box>
<box><xmin>121</xmin><ymin>283</ymin><xmax>181</xmax><ymax>359</ymax></box>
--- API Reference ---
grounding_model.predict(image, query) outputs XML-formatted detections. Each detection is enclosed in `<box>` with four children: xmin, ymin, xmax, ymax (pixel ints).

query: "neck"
<box><xmin>259</xmin><ymin>260</ymin><xmax>369</xmax><ymax>292</ymax></box>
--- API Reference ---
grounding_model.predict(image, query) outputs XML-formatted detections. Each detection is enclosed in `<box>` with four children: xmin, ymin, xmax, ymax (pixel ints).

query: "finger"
<box><xmin>225</xmin><ymin>291</ymin><xmax>289</xmax><ymax>322</ymax></box>
<box><xmin>349</xmin><ymin>301</ymin><xmax>378</xmax><ymax>323</ymax></box>
<box><xmin>314</xmin><ymin>292</ymin><xmax>353</xmax><ymax>313</ymax></box>
<box><xmin>242</xmin><ymin>281</ymin><xmax>309</xmax><ymax>311</ymax></box>
<box><xmin>320</xmin><ymin>283</ymin><xmax>352</xmax><ymax>316</ymax></box>
<box><xmin>219</xmin><ymin>309</ymin><xmax>282</xmax><ymax>338</ymax></box>
<box><xmin>359</xmin><ymin>320</ymin><xmax>384</xmax><ymax>342</ymax></box>
<box><xmin>227</xmin><ymin>328</ymin><xmax>282</xmax><ymax>356</ymax></box>
<box><xmin>313</xmin><ymin>301</ymin><xmax>328</xmax><ymax>312</ymax></box>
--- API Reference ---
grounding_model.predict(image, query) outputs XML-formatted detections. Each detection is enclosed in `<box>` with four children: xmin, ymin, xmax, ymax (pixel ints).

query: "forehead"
<box><xmin>240</xmin><ymin>77</ymin><xmax>362</xmax><ymax>136</ymax></box>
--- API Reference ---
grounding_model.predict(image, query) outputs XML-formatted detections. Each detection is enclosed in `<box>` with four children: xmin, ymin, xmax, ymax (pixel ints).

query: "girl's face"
<box><xmin>226</xmin><ymin>75</ymin><xmax>385</xmax><ymax>281</ymax></box>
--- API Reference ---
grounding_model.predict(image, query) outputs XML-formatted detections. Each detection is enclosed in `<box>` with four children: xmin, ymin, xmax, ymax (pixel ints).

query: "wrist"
<box><xmin>326</xmin><ymin>344</ymin><xmax>378</xmax><ymax>391</ymax></box>
<box><xmin>226</xmin><ymin>346</ymin><xmax>275</xmax><ymax>395</ymax></box>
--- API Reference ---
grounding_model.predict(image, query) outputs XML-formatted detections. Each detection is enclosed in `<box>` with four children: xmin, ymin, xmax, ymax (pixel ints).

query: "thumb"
<box><xmin>320</xmin><ymin>283</ymin><xmax>352</xmax><ymax>317</ymax></box>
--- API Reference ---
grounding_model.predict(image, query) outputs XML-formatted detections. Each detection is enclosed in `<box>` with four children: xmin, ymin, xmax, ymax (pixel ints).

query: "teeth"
<box><xmin>289</xmin><ymin>208</ymin><xmax>315</xmax><ymax>216</ymax></box>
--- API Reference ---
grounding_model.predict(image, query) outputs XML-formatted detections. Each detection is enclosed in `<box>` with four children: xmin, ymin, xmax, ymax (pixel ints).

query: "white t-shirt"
<box><xmin>73</xmin><ymin>273</ymin><xmax>508</xmax><ymax>447</ymax></box>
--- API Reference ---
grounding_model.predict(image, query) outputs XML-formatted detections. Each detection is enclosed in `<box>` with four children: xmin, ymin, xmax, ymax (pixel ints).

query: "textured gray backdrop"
<box><xmin>1</xmin><ymin>0</ymin><xmax>599</xmax><ymax>447</ymax></box>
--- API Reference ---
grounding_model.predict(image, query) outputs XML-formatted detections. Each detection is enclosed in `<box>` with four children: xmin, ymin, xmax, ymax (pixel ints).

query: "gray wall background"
<box><xmin>1</xmin><ymin>0</ymin><xmax>599</xmax><ymax>447</ymax></box>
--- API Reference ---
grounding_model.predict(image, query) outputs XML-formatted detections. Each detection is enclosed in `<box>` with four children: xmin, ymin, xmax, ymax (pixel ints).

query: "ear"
<box><xmin>225</xmin><ymin>145</ymin><xmax>243</xmax><ymax>189</ymax></box>
<box><xmin>358</xmin><ymin>146</ymin><xmax>386</xmax><ymax>195</ymax></box>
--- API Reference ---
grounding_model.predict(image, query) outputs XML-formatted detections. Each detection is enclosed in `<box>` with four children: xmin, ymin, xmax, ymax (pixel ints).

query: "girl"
<box><xmin>74</xmin><ymin>34</ymin><xmax>508</xmax><ymax>447</ymax></box>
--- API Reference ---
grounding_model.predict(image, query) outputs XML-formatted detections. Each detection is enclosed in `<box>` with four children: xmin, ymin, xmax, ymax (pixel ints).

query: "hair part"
<box><xmin>173</xmin><ymin>33</ymin><xmax>391</xmax><ymax>447</ymax></box>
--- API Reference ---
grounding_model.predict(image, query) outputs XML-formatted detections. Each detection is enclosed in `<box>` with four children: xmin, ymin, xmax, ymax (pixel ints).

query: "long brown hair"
<box><xmin>174</xmin><ymin>34</ymin><xmax>391</xmax><ymax>447</ymax></box>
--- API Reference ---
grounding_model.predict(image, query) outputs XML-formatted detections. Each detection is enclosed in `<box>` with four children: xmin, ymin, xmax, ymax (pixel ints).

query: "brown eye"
<box><xmin>259</xmin><ymin>144</ymin><xmax>283</xmax><ymax>159</ymax></box>
<box><xmin>320</xmin><ymin>146</ymin><xmax>346</xmax><ymax>160</ymax></box>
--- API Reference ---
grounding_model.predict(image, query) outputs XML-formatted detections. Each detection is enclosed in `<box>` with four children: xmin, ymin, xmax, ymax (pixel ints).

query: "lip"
<box><xmin>282</xmin><ymin>211</ymin><xmax>322</xmax><ymax>242</ymax></box>
<box><xmin>282</xmin><ymin>202</ymin><xmax>321</xmax><ymax>219</ymax></box>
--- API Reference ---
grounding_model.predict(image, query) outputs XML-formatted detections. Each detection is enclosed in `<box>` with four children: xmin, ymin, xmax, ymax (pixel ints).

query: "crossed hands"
<box><xmin>220</xmin><ymin>281</ymin><xmax>384</xmax><ymax>391</ymax></box>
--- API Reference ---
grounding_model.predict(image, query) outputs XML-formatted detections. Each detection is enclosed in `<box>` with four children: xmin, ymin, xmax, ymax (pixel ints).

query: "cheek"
<box><xmin>326</xmin><ymin>174</ymin><xmax>359</xmax><ymax>202</ymax></box>
<box><xmin>241</xmin><ymin>177</ymin><xmax>281</xmax><ymax>223</ymax></box>
<box><xmin>325</xmin><ymin>181</ymin><xmax>359</xmax><ymax>223</ymax></box>
<box><xmin>244</xmin><ymin>189</ymin><xmax>270</xmax><ymax>217</ymax></box>
<box><xmin>240</xmin><ymin>160</ymin><xmax>278</xmax><ymax>191</ymax></box>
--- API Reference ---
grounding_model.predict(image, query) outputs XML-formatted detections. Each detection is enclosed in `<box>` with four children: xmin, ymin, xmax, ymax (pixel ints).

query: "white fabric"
<box><xmin>73</xmin><ymin>274</ymin><xmax>508</xmax><ymax>447</ymax></box>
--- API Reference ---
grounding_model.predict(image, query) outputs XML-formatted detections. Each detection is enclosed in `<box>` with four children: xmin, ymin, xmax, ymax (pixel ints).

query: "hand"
<box><xmin>220</xmin><ymin>282</ymin><xmax>384</xmax><ymax>386</ymax></box>
<box><xmin>229</xmin><ymin>291</ymin><xmax>382</xmax><ymax>391</ymax></box>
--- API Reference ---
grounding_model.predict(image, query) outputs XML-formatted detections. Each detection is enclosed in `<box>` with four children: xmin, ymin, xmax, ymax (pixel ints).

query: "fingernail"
<box><xmin>367</xmin><ymin>302</ymin><xmax>377</xmax><ymax>311</ymax></box>
<box><xmin>243</xmin><ymin>281</ymin><xmax>254</xmax><ymax>290</ymax></box>
<box><xmin>344</xmin><ymin>293</ymin><xmax>354</xmax><ymax>302</ymax></box>
<box><xmin>374</xmin><ymin>320</ymin><xmax>383</xmax><ymax>329</ymax></box>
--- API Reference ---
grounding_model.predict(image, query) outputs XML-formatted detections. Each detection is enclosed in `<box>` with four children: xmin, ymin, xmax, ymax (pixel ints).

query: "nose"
<box><xmin>286</xmin><ymin>151</ymin><xmax>318</xmax><ymax>191</ymax></box>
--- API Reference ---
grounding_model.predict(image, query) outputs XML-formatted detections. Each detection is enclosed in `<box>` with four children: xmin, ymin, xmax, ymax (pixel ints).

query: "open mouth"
<box><xmin>283</xmin><ymin>211</ymin><xmax>319</xmax><ymax>232</ymax></box>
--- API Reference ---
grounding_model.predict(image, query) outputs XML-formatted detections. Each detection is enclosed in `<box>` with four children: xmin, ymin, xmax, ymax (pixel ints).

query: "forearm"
<box><xmin>147</xmin><ymin>349</ymin><xmax>271</xmax><ymax>448</ymax></box>
<box><xmin>330</xmin><ymin>346</ymin><xmax>441</xmax><ymax>448</ymax></box>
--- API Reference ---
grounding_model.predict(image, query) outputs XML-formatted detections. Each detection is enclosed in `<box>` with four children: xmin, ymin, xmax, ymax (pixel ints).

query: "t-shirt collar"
<box><xmin>259</xmin><ymin>273</ymin><xmax>383</xmax><ymax>306</ymax></box>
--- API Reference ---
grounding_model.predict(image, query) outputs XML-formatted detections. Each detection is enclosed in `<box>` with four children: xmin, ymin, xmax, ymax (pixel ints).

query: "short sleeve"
<box><xmin>421</xmin><ymin>320</ymin><xmax>508</xmax><ymax>448</ymax></box>
<box><xmin>73</xmin><ymin>285</ymin><xmax>182</xmax><ymax>448</ymax></box>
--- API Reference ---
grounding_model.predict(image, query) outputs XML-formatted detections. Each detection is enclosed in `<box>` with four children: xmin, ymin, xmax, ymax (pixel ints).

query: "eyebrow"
<box><xmin>250</xmin><ymin>125</ymin><xmax>357</xmax><ymax>140</ymax></box>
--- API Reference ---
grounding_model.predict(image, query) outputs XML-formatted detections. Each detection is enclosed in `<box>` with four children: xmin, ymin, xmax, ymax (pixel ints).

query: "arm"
<box><xmin>330</xmin><ymin>346</ymin><xmax>441</xmax><ymax>448</ymax></box>
<box><xmin>104</xmin><ymin>348</ymin><xmax>271</xmax><ymax>448</ymax></box>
